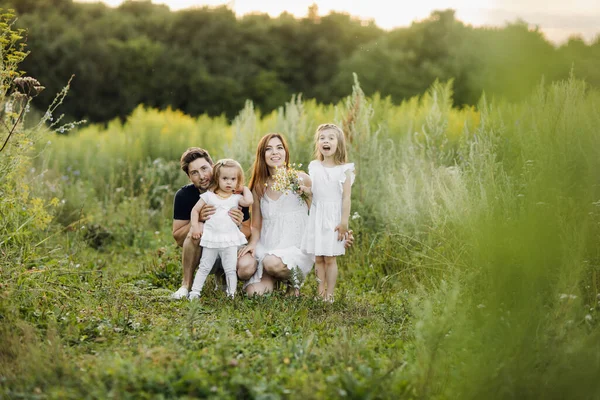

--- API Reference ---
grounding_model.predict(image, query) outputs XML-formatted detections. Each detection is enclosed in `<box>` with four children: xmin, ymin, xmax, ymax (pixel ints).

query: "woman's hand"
<box><xmin>199</xmin><ymin>205</ymin><xmax>216</xmax><ymax>222</ymax></box>
<box><xmin>238</xmin><ymin>243</ymin><xmax>255</xmax><ymax>258</ymax></box>
<box><xmin>335</xmin><ymin>223</ymin><xmax>348</xmax><ymax>241</ymax></box>
<box><xmin>298</xmin><ymin>184</ymin><xmax>312</xmax><ymax>197</ymax></box>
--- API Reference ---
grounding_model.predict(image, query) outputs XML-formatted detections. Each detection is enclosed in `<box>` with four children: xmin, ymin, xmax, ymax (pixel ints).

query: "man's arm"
<box><xmin>172</xmin><ymin>219</ymin><xmax>190</xmax><ymax>247</ymax></box>
<box><xmin>240</xmin><ymin>218</ymin><xmax>251</xmax><ymax>239</ymax></box>
<box><xmin>173</xmin><ymin>193</ymin><xmax>214</xmax><ymax>247</ymax></box>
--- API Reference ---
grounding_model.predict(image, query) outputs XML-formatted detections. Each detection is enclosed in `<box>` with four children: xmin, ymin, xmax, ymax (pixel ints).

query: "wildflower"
<box><xmin>270</xmin><ymin>165</ymin><xmax>308</xmax><ymax>203</ymax></box>
<box><xmin>288</xmin><ymin>266</ymin><xmax>305</xmax><ymax>289</ymax></box>
<box><xmin>14</xmin><ymin>76</ymin><xmax>45</xmax><ymax>97</ymax></box>
<box><xmin>559</xmin><ymin>293</ymin><xmax>577</xmax><ymax>300</ymax></box>
<box><xmin>351</xmin><ymin>211</ymin><xmax>361</xmax><ymax>220</ymax></box>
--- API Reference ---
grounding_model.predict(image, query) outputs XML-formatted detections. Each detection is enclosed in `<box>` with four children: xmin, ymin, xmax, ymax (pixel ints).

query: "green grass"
<box><xmin>1</xmin><ymin>241</ymin><xmax>413</xmax><ymax>399</ymax></box>
<box><xmin>3</xmin><ymin>73</ymin><xmax>600</xmax><ymax>398</ymax></box>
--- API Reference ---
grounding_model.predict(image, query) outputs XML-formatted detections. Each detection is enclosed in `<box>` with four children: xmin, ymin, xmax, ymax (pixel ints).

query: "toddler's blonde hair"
<box><xmin>209</xmin><ymin>158</ymin><xmax>245</xmax><ymax>193</ymax></box>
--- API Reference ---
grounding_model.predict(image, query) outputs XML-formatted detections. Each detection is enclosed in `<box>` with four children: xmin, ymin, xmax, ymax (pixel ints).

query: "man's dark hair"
<box><xmin>180</xmin><ymin>147</ymin><xmax>213</xmax><ymax>175</ymax></box>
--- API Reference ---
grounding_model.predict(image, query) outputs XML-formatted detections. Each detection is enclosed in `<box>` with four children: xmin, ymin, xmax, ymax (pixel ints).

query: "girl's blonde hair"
<box><xmin>209</xmin><ymin>158</ymin><xmax>245</xmax><ymax>193</ymax></box>
<box><xmin>314</xmin><ymin>123</ymin><xmax>347</xmax><ymax>165</ymax></box>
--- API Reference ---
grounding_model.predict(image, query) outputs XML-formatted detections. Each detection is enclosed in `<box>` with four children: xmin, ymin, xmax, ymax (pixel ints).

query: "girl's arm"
<box><xmin>238</xmin><ymin>186</ymin><xmax>253</xmax><ymax>207</ymax></box>
<box><xmin>238</xmin><ymin>189</ymin><xmax>262</xmax><ymax>257</ymax></box>
<box><xmin>335</xmin><ymin>170</ymin><xmax>352</xmax><ymax>241</ymax></box>
<box><xmin>190</xmin><ymin>199</ymin><xmax>206</xmax><ymax>240</ymax></box>
<box><xmin>298</xmin><ymin>172</ymin><xmax>312</xmax><ymax>208</ymax></box>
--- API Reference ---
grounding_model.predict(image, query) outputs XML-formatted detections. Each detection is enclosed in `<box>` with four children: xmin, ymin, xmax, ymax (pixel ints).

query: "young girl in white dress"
<box><xmin>188</xmin><ymin>159</ymin><xmax>253</xmax><ymax>300</ymax></box>
<box><xmin>300</xmin><ymin>123</ymin><xmax>355</xmax><ymax>302</ymax></box>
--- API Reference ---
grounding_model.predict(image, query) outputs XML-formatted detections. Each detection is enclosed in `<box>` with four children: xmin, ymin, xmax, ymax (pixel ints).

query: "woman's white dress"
<box><xmin>301</xmin><ymin>161</ymin><xmax>355</xmax><ymax>256</ymax></box>
<box><xmin>245</xmin><ymin>191</ymin><xmax>314</xmax><ymax>288</ymax></box>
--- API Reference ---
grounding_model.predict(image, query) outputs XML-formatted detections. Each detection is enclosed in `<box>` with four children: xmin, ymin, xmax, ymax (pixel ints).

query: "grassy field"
<box><xmin>2</xmin><ymin>57</ymin><xmax>600</xmax><ymax>398</ymax></box>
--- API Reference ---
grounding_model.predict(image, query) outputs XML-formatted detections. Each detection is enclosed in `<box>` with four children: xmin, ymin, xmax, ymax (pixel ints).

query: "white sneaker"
<box><xmin>170</xmin><ymin>287</ymin><xmax>189</xmax><ymax>300</ymax></box>
<box><xmin>188</xmin><ymin>291</ymin><xmax>201</xmax><ymax>301</ymax></box>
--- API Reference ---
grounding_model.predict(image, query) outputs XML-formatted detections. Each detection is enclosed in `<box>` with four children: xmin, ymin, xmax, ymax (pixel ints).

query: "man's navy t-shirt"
<box><xmin>173</xmin><ymin>184</ymin><xmax>250</xmax><ymax>221</ymax></box>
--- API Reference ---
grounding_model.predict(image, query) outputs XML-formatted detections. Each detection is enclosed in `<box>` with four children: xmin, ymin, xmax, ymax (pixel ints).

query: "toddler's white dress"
<box><xmin>199</xmin><ymin>191</ymin><xmax>247</xmax><ymax>248</ymax></box>
<box><xmin>301</xmin><ymin>160</ymin><xmax>355</xmax><ymax>256</ymax></box>
<box><xmin>244</xmin><ymin>191</ymin><xmax>314</xmax><ymax>288</ymax></box>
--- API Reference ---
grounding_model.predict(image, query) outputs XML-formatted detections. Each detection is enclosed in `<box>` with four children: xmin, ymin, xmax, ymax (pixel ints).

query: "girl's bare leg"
<box><xmin>323</xmin><ymin>256</ymin><xmax>338</xmax><ymax>302</ymax></box>
<box><xmin>315</xmin><ymin>256</ymin><xmax>326</xmax><ymax>298</ymax></box>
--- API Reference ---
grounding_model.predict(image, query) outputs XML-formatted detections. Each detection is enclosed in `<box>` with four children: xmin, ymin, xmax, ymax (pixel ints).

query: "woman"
<box><xmin>238</xmin><ymin>133</ymin><xmax>315</xmax><ymax>295</ymax></box>
<box><xmin>239</xmin><ymin>133</ymin><xmax>354</xmax><ymax>296</ymax></box>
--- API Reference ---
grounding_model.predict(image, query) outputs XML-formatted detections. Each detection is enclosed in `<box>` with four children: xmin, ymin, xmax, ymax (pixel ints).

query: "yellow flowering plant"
<box><xmin>267</xmin><ymin>163</ymin><xmax>308</xmax><ymax>202</ymax></box>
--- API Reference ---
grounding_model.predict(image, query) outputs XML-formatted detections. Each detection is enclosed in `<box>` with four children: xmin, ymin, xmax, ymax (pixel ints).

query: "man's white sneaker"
<box><xmin>170</xmin><ymin>287</ymin><xmax>189</xmax><ymax>300</ymax></box>
<box><xmin>188</xmin><ymin>291</ymin><xmax>201</xmax><ymax>301</ymax></box>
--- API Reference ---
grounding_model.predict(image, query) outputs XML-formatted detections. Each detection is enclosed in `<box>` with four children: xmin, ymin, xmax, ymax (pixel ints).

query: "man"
<box><xmin>170</xmin><ymin>147</ymin><xmax>256</xmax><ymax>299</ymax></box>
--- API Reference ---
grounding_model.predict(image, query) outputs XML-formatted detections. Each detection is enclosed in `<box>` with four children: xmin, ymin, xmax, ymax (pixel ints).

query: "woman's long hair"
<box><xmin>249</xmin><ymin>133</ymin><xmax>290</xmax><ymax>198</ymax></box>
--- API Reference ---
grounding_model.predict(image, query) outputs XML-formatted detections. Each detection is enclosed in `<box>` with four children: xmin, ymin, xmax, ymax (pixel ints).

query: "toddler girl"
<box><xmin>189</xmin><ymin>159</ymin><xmax>253</xmax><ymax>299</ymax></box>
<box><xmin>300</xmin><ymin>123</ymin><xmax>355</xmax><ymax>302</ymax></box>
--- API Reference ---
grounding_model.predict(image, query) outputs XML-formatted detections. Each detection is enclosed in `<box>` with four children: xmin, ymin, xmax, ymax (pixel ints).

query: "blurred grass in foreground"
<box><xmin>2</xmin><ymin>73</ymin><xmax>599</xmax><ymax>398</ymax></box>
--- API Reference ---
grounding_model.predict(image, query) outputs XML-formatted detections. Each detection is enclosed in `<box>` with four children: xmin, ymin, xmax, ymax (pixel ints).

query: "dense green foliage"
<box><xmin>2</xmin><ymin>9</ymin><xmax>600</xmax><ymax>399</ymax></box>
<box><xmin>1</xmin><ymin>0</ymin><xmax>599</xmax><ymax>123</ymax></box>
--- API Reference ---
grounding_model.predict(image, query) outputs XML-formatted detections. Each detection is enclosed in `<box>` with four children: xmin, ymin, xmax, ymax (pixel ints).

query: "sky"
<box><xmin>75</xmin><ymin>0</ymin><xmax>600</xmax><ymax>44</ymax></box>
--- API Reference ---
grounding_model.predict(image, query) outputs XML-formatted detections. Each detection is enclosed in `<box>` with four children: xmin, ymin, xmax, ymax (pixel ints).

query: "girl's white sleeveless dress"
<box><xmin>245</xmin><ymin>191</ymin><xmax>314</xmax><ymax>288</ymax></box>
<box><xmin>301</xmin><ymin>160</ymin><xmax>355</xmax><ymax>256</ymax></box>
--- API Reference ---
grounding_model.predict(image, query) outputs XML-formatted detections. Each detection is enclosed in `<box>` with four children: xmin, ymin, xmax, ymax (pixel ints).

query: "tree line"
<box><xmin>3</xmin><ymin>0</ymin><xmax>599</xmax><ymax>123</ymax></box>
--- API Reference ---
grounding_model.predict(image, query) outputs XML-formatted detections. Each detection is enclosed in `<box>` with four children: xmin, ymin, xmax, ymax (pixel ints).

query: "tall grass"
<box><xmin>13</xmin><ymin>68</ymin><xmax>600</xmax><ymax>398</ymax></box>
<box><xmin>406</xmin><ymin>78</ymin><xmax>600</xmax><ymax>398</ymax></box>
